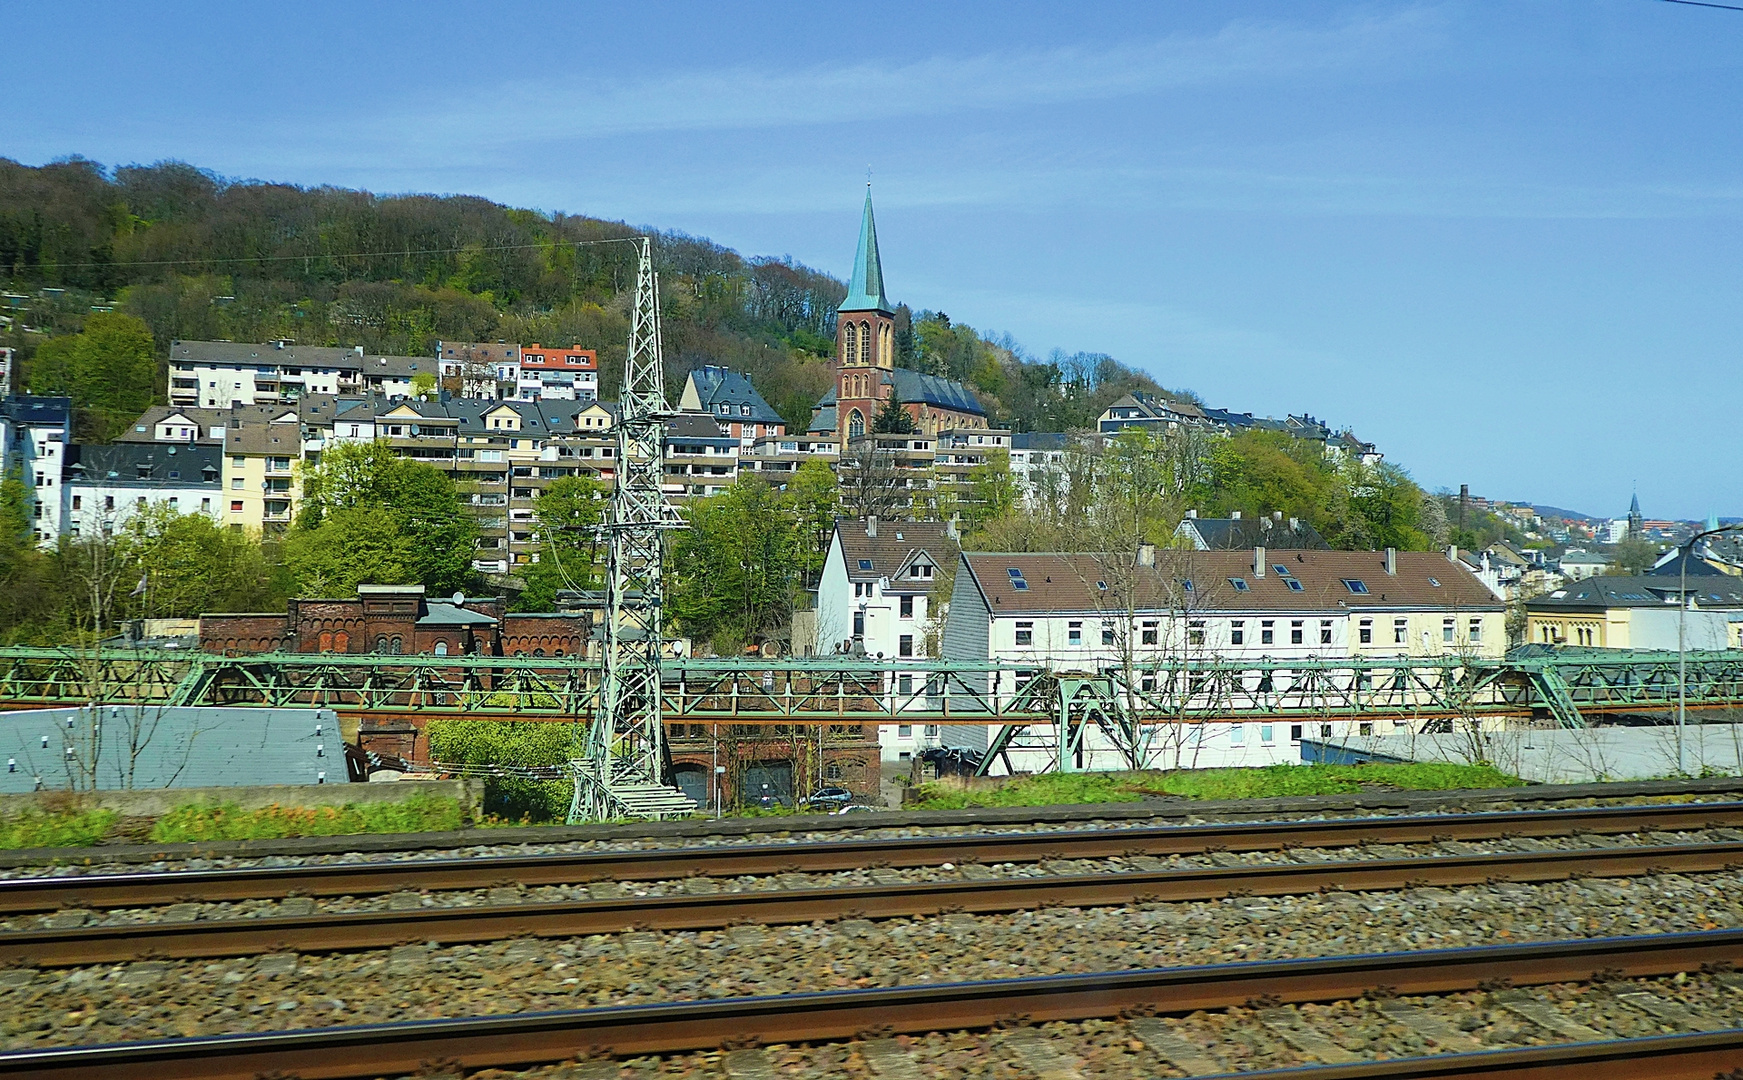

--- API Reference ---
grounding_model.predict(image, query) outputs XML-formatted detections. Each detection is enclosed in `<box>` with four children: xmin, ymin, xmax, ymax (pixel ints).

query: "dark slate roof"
<box><xmin>665</xmin><ymin>412</ymin><xmax>733</xmax><ymax>441</ymax></box>
<box><xmin>1646</xmin><ymin>550</ymin><xmax>1728</xmax><ymax>577</ymax></box>
<box><xmin>1527</xmin><ymin>575</ymin><xmax>1743</xmax><ymax>612</ymax></box>
<box><xmin>961</xmin><ymin>550</ymin><xmax>1501</xmax><ymax>615</ymax></box>
<box><xmin>685</xmin><ymin>366</ymin><xmax>784</xmax><ymax>424</ymax></box>
<box><xmin>66</xmin><ymin>442</ymin><xmax>222</xmax><ymax>487</ymax></box>
<box><xmin>116</xmin><ymin>405</ymin><xmax>229</xmax><ymax>444</ymax></box>
<box><xmin>885</xmin><ymin>369</ymin><xmax>986</xmax><ymax>417</ymax></box>
<box><xmin>835</xmin><ymin>519</ymin><xmax>955</xmax><ymax>586</ymax></box>
<box><xmin>0</xmin><ymin>396</ymin><xmax>70</xmax><ymax>428</ymax></box>
<box><xmin>170</xmin><ymin>340</ymin><xmax>364</xmax><ymax>371</ymax></box>
<box><xmin>1176</xmin><ymin>516</ymin><xmax>1330</xmax><ymax>551</ymax></box>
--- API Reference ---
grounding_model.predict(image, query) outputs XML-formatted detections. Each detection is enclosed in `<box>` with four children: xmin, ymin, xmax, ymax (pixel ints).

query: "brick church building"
<box><xmin>810</xmin><ymin>189</ymin><xmax>990</xmax><ymax>439</ymax></box>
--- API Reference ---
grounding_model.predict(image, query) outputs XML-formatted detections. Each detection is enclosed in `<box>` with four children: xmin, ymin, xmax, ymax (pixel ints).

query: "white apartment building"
<box><xmin>514</xmin><ymin>345</ymin><xmax>598</xmax><ymax>402</ymax></box>
<box><xmin>169</xmin><ymin>341</ymin><xmax>368</xmax><ymax>408</ymax></box>
<box><xmin>816</xmin><ymin>518</ymin><xmax>958</xmax><ymax>764</ymax></box>
<box><xmin>63</xmin><ymin>444</ymin><xmax>223</xmax><ymax>537</ymax></box>
<box><xmin>0</xmin><ymin>396</ymin><xmax>70</xmax><ymax>545</ymax></box>
<box><xmin>941</xmin><ymin>546</ymin><xmax>1506</xmax><ymax>774</ymax></box>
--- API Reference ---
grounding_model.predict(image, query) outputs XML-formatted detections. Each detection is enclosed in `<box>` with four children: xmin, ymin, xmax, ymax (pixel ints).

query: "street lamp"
<box><xmin>1677</xmin><ymin>522</ymin><xmax>1743</xmax><ymax>775</ymax></box>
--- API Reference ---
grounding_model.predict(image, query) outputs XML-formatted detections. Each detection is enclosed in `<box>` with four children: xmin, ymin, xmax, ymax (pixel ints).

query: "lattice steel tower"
<box><xmin>569</xmin><ymin>237</ymin><xmax>690</xmax><ymax>821</ymax></box>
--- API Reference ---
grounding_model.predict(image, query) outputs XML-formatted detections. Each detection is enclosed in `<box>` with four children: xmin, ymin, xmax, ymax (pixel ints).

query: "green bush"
<box><xmin>0</xmin><ymin>809</ymin><xmax>118</xmax><ymax>849</ymax></box>
<box><xmin>148</xmin><ymin>794</ymin><xmax>463</xmax><ymax>842</ymax></box>
<box><xmin>912</xmin><ymin>763</ymin><xmax>1523</xmax><ymax>810</ymax></box>
<box><xmin>427</xmin><ymin>719</ymin><xmax>581</xmax><ymax>822</ymax></box>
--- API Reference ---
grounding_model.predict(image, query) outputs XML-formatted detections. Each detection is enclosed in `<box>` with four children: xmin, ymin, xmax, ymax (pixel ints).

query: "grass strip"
<box><xmin>146</xmin><ymin>793</ymin><xmax>465</xmax><ymax>842</ymax></box>
<box><xmin>910</xmin><ymin>763</ymin><xmax>1524</xmax><ymax>810</ymax></box>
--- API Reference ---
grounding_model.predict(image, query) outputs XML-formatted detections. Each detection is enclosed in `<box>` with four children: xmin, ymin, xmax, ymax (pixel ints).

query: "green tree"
<box><xmin>115</xmin><ymin>504</ymin><xmax>278</xmax><ymax>618</ymax></box>
<box><xmin>284</xmin><ymin>507</ymin><xmax>416</xmax><ymax>595</ymax></box>
<box><xmin>295</xmin><ymin>441</ymin><xmax>477</xmax><ymax>594</ymax></box>
<box><xmin>786</xmin><ymin>458</ymin><xmax>839</xmax><ymax>588</ymax></box>
<box><xmin>966</xmin><ymin>447</ymin><xmax>1020</xmax><ymax>528</ymax></box>
<box><xmin>1609</xmin><ymin>537</ymin><xmax>1661</xmax><ymax>575</ymax></box>
<box><xmin>871</xmin><ymin>392</ymin><xmax>915</xmax><ymax>434</ymax></box>
<box><xmin>514</xmin><ymin>476</ymin><xmax>605</xmax><ymax>612</ymax></box>
<box><xmin>27</xmin><ymin>313</ymin><xmax>160</xmax><ymax>442</ymax></box>
<box><xmin>669</xmin><ymin>478</ymin><xmax>797</xmax><ymax>653</ymax></box>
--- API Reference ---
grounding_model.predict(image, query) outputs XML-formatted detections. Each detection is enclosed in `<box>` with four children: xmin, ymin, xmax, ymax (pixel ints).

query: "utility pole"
<box><xmin>570</xmin><ymin>237</ymin><xmax>689</xmax><ymax>821</ymax></box>
<box><xmin>1677</xmin><ymin>521</ymin><xmax>1743</xmax><ymax>776</ymax></box>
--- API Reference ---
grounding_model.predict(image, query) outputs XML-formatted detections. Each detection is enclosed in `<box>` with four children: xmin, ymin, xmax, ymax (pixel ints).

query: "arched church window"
<box><xmin>844</xmin><ymin>325</ymin><xmax>857</xmax><ymax>365</ymax></box>
<box><xmin>859</xmin><ymin>322</ymin><xmax>871</xmax><ymax>364</ymax></box>
<box><xmin>848</xmin><ymin>409</ymin><xmax>865</xmax><ymax>438</ymax></box>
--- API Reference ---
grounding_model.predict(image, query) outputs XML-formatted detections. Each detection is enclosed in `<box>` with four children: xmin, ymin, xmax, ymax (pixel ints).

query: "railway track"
<box><xmin>6</xmin><ymin>833</ymin><xmax>1743</xmax><ymax>967</ymax></box>
<box><xmin>7</xmin><ymin>799</ymin><xmax>1742</xmax><ymax>914</ymax></box>
<box><xmin>4</xmin><ymin>928</ymin><xmax>1743</xmax><ymax>1079</ymax></box>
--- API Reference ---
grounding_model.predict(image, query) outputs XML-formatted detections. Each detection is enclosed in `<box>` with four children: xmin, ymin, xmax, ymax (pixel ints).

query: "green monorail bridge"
<box><xmin>0</xmin><ymin>645</ymin><xmax>1737</xmax><ymax>734</ymax></box>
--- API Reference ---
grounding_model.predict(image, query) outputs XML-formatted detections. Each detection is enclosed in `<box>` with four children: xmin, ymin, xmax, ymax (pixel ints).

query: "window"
<box><xmin>1360</xmin><ymin>722</ymin><xmax>1373</xmax><ymax>736</ymax></box>
<box><xmin>1319</xmin><ymin>723</ymin><xmax>1333</xmax><ymax>738</ymax></box>
<box><xmin>1469</xmin><ymin>618</ymin><xmax>1482</xmax><ymax>643</ymax></box>
<box><xmin>1015</xmin><ymin>622</ymin><xmax>1034</xmax><ymax>646</ymax></box>
<box><xmin>900</xmin><ymin>595</ymin><xmax>914</xmax><ymax>618</ymax></box>
<box><xmin>434</xmin><ymin>642</ymin><xmax>448</xmax><ymax>656</ymax></box>
<box><xmin>231</xmin><ymin>477</ymin><xmax>243</xmax><ymax>489</ymax></box>
<box><xmin>1290</xmin><ymin>724</ymin><xmax>1303</xmax><ymax>742</ymax></box>
<box><xmin>1443</xmin><ymin>618</ymin><xmax>1455</xmax><ymax>643</ymax></box>
<box><xmin>1260</xmin><ymin>724</ymin><xmax>1275</xmax><ymax>744</ymax></box>
<box><xmin>1188</xmin><ymin>620</ymin><xmax>1206</xmax><ymax>646</ymax></box>
<box><xmin>104</xmin><ymin>495</ymin><xmax>115</xmax><ymax>511</ymax></box>
<box><xmin>1359</xmin><ymin>618</ymin><xmax>1372</xmax><ymax>644</ymax></box>
<box><xmin>1141</xmin><ymin>621</ymin><xmax>1158</xmax><ymax>645</ymax></box>
<box><xmin>898</xmin><ymin>724</ymin><xmax>912</xmax><ymax>738</ymax></box>
<box><xmin>911</xmin><ymin>564</ymin><xmax>933</xmax><ymax>579</ymax></box>
<box><xmin>853</xmin><ymin>611</ymin><xmax>864</xmax><ymax>638</ymax></box>
<box><xmin>1342</xmin><ymin>579</ymin><xmax>1369</xmax><ymax>595</ymax></box>
<box><xmin>1427</xmin><ymin>577</ymin><xmax>1441</xmax><ymax>588</ymax></box>
<box><xmin>1229</xmin><ymin>577</ymin><xmax>1249</xmax><ymax>591</ymax></box>
<box><xmin>925</xmin><ymin>725</ymin><xmax>939</xmax><ymax>738</ymax></box>
<box><xmin>1229</xmin><ymin>724</ymin><xmax>1245</xmax><ymax>746</ymax></box>
<box><xmin>1284</xmin><ymin>578</ymin><xmax>1304</xmax><ymax>592</ymax></box>
<box><xmin>1231</xmin><ymin>621</ymin><xmax>1244</xmax><ymax>645</ymax></box>
<box><xmin>1180</xmin><ymin>579</ymin><xmax>1194</xmax><ymax>594</ymax></box>
<box><xmin>1320</xmin><ymin>620</ymin><xmax>1332</xmax><ymax>645</ymax></box>
<box><xmin>1290</xmin><ymin>620</ymin><xmax>1303</xmax><ymax>645</ymax></box>
<box><xmin>71</xmin><ymin>495</ymin><xmax>80</xmax><ymax>510</ymax></box>
<box><xmin>898</xmin><ymin>674</ymin><xmax>912</xmax><ymax>695</ymax></box>
<box><xmin>1273</xmin><ymin>564</ymin><xmax>1290</xmax><ymax>576</ymax></box>
<box><xmin>898</xmin><ymin>634</ymin><xmax>914</xmax><ymax>658</ymax></box>
<box><xmin>1068</xmin><ymin>621</ymin><xmax>1082</xmax><ymax>645</ymax></box>
<box><xmin>230</xmin><ymin>501</ymin><xmax>243</xmax><ymax>513</ymax></box>
<box><xmin>1101</xmin><ymin>623</ymin><xmax>1115</xmax><ymax>646</ymax></box>
<box><xmin>1394</xmin><ymin>618</ymin><xmax>1408</xmax><ymax>644</ymax></box>
<box><xmin>1261</xmin><ymin>620</ymin><xmax>1274</xmax><ymax>645</ymax></box>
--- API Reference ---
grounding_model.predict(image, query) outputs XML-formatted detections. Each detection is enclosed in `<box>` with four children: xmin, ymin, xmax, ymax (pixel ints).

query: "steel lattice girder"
<box><xmin>0</xmin><ymin>649</ymin><xmax>1738</xmax><ymax>724</ymax></box>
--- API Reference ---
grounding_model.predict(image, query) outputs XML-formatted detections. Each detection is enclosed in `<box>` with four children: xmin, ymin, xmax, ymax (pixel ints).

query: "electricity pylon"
<box><xmin>569</xmin><ymin>236</ymin><xmax>689</xmax><ymax>821</ymax></box>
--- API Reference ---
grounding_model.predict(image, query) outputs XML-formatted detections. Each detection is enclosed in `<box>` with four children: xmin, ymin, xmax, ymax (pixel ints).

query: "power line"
<box><xmin>12</xmin><ymin>235</ymin><xmax>646</xmax><ymax>273</ymax></box>
<box><xmin>1660</xmin><ymin>0</ymin><xmax>1743</xmax><ymax>10</ymax></box>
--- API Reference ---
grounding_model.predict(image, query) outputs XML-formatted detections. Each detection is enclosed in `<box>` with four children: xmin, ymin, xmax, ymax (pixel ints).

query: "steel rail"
<box><xmin>6</xmin><ymin>799</ymin><xmax>1742</xmax><ymax>915</ymax></box>
<box><xmin>8</xmin><ymin>839</ymin><xmax>1743</xmax><ymax>968</ymax></box>
<box><xmin>2</xmin><ymin>929</ymin><xmax>1742</xmax><ymax>1079</ymax></box>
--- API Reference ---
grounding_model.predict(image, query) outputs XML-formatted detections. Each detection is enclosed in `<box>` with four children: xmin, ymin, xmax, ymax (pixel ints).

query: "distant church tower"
<box><xmin>1627</xmin><ymin>492</ymin><xmax>1644</xmax><ymax>541</ymax></box>
<box><xmin>834</xmin><ymin>188</ymin><xmax>895</xmax><ymax>440</ymax></box>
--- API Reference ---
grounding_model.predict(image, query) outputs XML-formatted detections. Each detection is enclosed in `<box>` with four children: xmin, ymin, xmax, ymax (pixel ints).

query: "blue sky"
<box><xmin>9</xmin><ymin>1</ymin><xmax>1741</xmax><ymax>520</ymax></box>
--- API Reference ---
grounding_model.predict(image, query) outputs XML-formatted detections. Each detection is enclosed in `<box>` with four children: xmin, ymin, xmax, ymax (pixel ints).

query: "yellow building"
<box><xmin>221</xmin><ymin>412</ymin><xmax>301</xmax><ymax>533</ymax></box>
<box><xmin>1525</xmin><ymin>574</ymin><xmax>1743</xmax><ymax>650</ymax></box>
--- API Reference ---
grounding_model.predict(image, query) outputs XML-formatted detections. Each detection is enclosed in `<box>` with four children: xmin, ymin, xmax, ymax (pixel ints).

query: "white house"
<box><xmin>0</xmin><ymin>396</ymin><xmax>71</xmax><ymax>545</ymax></box>
<box><xmin>941</xmin><ymin>546</ymin><xmax>1506</xmax><ymax>774</ymax></box>
<box><xmin>169</xmin><ymin>341</ymin><xmax>364</xmax><ymax>407</ymax></box>
<box><xmin>63</xmin><ymin>443</ymin><xmax>224</xmax><ymax>537</ymax></box>
<box><xmin>816</xmin><ymin>517</ymin><xmax>958</xmax><ymax>764</ymax></box>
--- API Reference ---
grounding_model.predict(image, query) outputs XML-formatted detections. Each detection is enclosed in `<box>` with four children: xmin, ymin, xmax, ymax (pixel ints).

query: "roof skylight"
<box><xmin>1342</xmin><ymin>579</ymin><xmax>1370</xmax><ymax>595</ymax></box>
<box><xmin>1229</xmin><ymin>577</ymin><xmax>1249</xmax><ymax>592</ymax></box>
<box><xmin>1285</xmin><ymin>578</ymin><xmax>1305</xmax><ymax>592</ymax></box>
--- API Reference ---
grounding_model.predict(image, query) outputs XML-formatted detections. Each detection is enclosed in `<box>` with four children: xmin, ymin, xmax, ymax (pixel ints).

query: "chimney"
<box><xmin>1231</xmin><ymin>510</ymin><xmax>1242</xmax><ymax>520</ymax></box>
<box><xmin>1137</xmin><ymin>544</ymin><xmax>1155</xmax><ymax>567</ymax></box>
<box><xmin>1254</xmin><ymin>546</ymin><xmax>1266</xmax><ymax>577</ymax></box>
<box><xmin>1274</xmin><ymin>510</ymin><xmax>1283</xmax><ymax>522</ymax></box>
<box><xmin>1448</xmin><ymin>544</ymin><xmax>1459</xmax><ymax>564</ymax></box>
<box><xmin>1385</xmin><ymin>547</ymin><xmax>1397</xmax><ymax>576</ymax></box>
<box><xmin>866</xmin><ymin>515</ymin><xmax>878</xmax><ymax>538</ymax></box>
<box><xmin>945</xmin><ymin>513</ymin><xmax>960</xmax><ymax>541</ymax></box>
<box><xmin>1288</xmin><ymin>517</ymin><xmax>1298</xmax><ymax>530</ymax></box>
<box><xmin>1186</xmin><ymin>509</ymin><xmax>1197</xmax><ymax>519</ymax></box>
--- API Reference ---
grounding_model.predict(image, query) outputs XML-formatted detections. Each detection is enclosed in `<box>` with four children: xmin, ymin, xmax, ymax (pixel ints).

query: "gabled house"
<box><xmin>680</xmin><ymin>366</ymin><xmax>785</xmax><ymax>449</ymax></box>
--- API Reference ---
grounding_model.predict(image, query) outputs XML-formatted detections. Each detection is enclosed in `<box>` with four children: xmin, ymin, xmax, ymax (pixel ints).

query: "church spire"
<box><xmin>839</xmin><ymin>186</ymin><xmax>890</xmax><ymax>314</ymax></box>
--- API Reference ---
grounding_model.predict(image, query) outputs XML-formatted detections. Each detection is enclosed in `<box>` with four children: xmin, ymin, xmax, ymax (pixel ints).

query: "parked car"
<box><xmin>804</xmin><ymin>786</ymin><xmax>854</xmax><ymax>808</ymax></box>
<box><xmin>831</xmin><ymin>803</ymin><xmax>880</xmax><ymax>815</ymax></box>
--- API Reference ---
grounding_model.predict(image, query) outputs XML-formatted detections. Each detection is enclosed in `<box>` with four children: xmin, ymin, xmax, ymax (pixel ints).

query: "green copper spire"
<box><xmin>839</xmin><ymin>187</ymin><xmax>890</xmax><ymax>313</ymax></box>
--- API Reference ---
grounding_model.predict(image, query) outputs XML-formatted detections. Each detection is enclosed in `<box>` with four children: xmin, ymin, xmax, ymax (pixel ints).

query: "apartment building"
<box><xmin>169</xmin><ymin>341</ymin><xmax>367</xmax><ymax>407</ymax></box>
<box><xmin>663</xmin><ymin>413</ymin><xmax>738</xmax><ymax>499</ymax></box>
<box><xmin>1525</xmin><ymin>575</ymin><xmax>1743</xmax><ymax>650</ymax></box>
<box><xmin>221</xmin><ymin>412</ymin><xmax>302</xmax><ymax>533</ymax></box>
<box><xmin>437</xmin><ymin>341</ymin><xmax>519</xmax><ymax>400</ymax></box>
<box><xmin>933</xmin><ymin>427</ymin><xmax>1012</xmax><ymax>511</ymax></box>
<box><xmin>815</xmin><ymin>517</ymin><xmax>958</xmax><ymax>763</ymax></box>
<box><xmin>358</xmin><ymin>354</ymin><xmax>437</xmax><ymax>398</ymax></box>
<box><xmin>0</xmin><ymin>396</ymin><xmax>70</xmax><ymax>545</ymax></box>
<box><xmin>740</xmin><ymin>432</ymin><xmax>839</xmax><ymax>488</ymax></box>
<box><xmin>63</xmin><ymin>443</ymin><xmax>222</xmax><ymax>536</ymax></box>
<box><xmin>679</xmin><ymin>366</ymin><xmax>785</xmax><ymax>450</ymax></box>
<box><xmin>941</xmin><ymin>546</ymin><xmax>1504</xmax><ymax>772</ymax></box>
<box><xmin>514</xmin><ymin>345</ymin><xmax>598</xmax><ymax>402</ymax></box>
